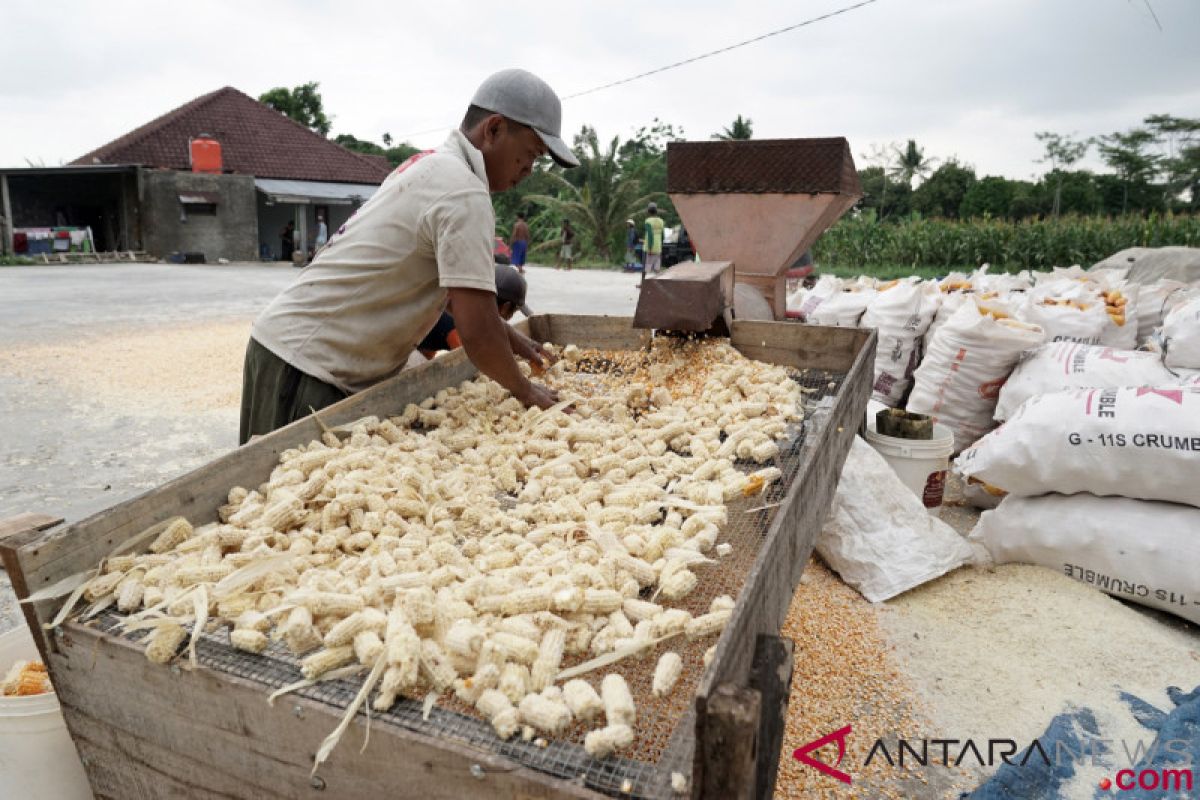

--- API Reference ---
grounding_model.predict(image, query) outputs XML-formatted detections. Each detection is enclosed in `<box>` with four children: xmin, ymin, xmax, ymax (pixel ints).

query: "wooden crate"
<box><xmin>1</xmin><ymin>315</ymin><xmax>874</xmax><ymax>800</ymax></box>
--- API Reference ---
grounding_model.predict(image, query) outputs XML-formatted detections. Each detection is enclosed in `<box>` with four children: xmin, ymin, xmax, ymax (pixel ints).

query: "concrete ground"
<box><xmin>2</xmin><ymin>261</ymin><xmax>1195</xmax><ymax>800</ymax></box>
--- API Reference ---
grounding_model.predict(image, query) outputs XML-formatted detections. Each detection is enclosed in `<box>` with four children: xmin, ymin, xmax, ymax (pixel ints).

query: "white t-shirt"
<box><xmin>252</xmin><ymin>130</ymin><xmax>496</xmax><ymax>393</ymax></box>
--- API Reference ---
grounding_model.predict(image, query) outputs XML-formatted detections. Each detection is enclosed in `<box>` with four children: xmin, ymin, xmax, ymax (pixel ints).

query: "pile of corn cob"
<box><xmin>72</xmin><ymin>337</ymin><xmax>802</xmax><ymax>765</ymax></box>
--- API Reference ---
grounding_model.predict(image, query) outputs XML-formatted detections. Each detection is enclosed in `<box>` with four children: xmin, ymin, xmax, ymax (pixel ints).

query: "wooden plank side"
<box><xmin>536</xmin><ymin>315</ymin><xmax>651</xmax><ymax>350</ymax></box>
<box><xmin>50</xmin><ymin>624</ymin><xmax>603</xmax><ymax>800</ymax></box>
<box><xmin>693</xmin><ymin>328</ymin><xmax>874</xmax><ymax>701</ymax></box>
<box><xmin>731</xmin><ymin>322</ymin><xmax>869</xmax><ymax>373</ymax></box>
<box><xmin>7</xmin><ymin>351</ymin><xmax>479</xmax><ymax>618</ymax></box>
<box><xmin>0</xmin><ymin>513</ymin><xmax>62</xmax><ymax>539</ymax></box>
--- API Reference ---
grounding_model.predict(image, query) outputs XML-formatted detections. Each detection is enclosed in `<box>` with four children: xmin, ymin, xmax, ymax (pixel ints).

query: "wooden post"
<box><xmin>750</xmin><ymin>635</ymin><xmax>795</xmax><ymax>800</ymax></box>
<box><xmin>697</xmin><ymin>684</ymin><xmax>761</xmax><ymax>800</ymax></box>
<box><xmin>1</xmin><ymin>173</ymin><xmax>13</xmax><ymax>256</ymax></box>
<box><xmin>0</xmin><ymin>513</ymin><xmax>64</xmax><ymax>663</ymax></box>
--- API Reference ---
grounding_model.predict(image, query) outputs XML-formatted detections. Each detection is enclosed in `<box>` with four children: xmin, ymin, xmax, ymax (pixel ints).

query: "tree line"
<box><xmin>258</xmin><ymin>82</ymin><xmax>1198</xmax><ymax>265</ymax></box>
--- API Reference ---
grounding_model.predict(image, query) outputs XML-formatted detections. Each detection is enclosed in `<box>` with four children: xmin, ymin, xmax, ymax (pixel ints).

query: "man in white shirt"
<box><xmin>240</xmin><ymin>68</ymin><xmax>579</xmax><ymax>444</ymax></box>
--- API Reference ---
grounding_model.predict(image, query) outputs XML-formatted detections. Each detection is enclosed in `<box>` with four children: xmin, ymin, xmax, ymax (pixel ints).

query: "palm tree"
<box><xmin>713</xmin><ymin>115</ymin><xmax>754</xmax><ymax>141</ymax></box>
<box><xmin>525</xmin><ymin>128</ymin><xmax>661</xmax><ymax>261</ymax></box>
<box><xmin>890</xmin><ymin>139</ymin><xmax>937</xmax><ymax>189</ymax></box>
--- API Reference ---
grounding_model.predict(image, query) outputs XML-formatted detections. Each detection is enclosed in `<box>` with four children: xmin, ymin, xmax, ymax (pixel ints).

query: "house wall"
<box><xmin>141</xmin><ymin>170</ymin><xmax>257</xmax><ymax>261</ymax></box>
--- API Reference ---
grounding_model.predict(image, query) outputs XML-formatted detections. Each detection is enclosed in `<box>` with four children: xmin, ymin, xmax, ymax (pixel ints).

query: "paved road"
<box><xmin>1</xmin><ymin>261</ymin><xmax>642</xmax><ymax>343</ymax></box>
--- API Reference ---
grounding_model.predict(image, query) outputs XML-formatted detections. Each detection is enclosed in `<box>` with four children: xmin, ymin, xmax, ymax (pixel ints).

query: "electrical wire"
<box><xmin>390</xmin><ymin>0</ymin><xmax>882</xmax><ymax>141</ymax></box>
<box><xmin>562</xmin><ymin>0</ymin><xmax>881</xmax><ymax>100</ymax></box>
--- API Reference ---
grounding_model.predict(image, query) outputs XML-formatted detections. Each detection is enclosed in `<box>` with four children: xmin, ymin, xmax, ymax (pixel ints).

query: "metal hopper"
<box><xmin>667</xmin><ymin>138</ymin><xmax>862</xmax><ymax>319</ymax></box>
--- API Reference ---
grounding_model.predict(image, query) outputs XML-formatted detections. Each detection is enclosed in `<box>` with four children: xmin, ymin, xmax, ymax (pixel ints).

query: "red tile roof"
<box><xmin>72</xmin><ymin>86</ymin><xmax>390</xmax><ymax>184</ymax></box>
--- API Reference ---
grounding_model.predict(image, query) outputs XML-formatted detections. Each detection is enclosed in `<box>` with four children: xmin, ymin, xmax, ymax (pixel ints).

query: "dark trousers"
<box><xmin>239</xmin><ymin>337</ymin><xmax>347</xmax><ymax>445</ymax></box>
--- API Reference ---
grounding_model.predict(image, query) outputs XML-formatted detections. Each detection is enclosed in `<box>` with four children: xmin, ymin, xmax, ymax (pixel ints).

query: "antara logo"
<box><xmin>792</xmin><ymin>725</ymin><xmax>853</xmax><ymax>784</ymax></box>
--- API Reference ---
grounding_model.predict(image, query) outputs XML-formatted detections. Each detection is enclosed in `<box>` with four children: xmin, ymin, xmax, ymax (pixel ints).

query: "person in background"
<box><xmin>510</xmin><ymin>211</ymin><xmax>530</xmax><ymax>274</ymax></box>
<box><xmin>240</xmin><ymin>68</ymin><xmax>579</xmax><ymax>444</ymax></box>
<box><xmin>280</xmin><ymin>220</ymin><xmax>295</xmax><ymax>263</ymax></box>
<box><xmin>643</xmin><ymin>202</ymin><xmax>664</xmax><ymax>274</ymax></box>
<box><xmin>624</xmin><ymin>219</ymin><xmax>640</xmax><ymax>270</ymax></box>
<box><xmin>314</xmin><ymin>212</ymin><xmax>329</xmax><ymax>253</ymax></box>
<box><xmin>418</xmin><ymin>265</ymin><xmax>532</xmax><ymax>358</ymax></box>
<box><xmin>556</xmin><ymin>219</ymin><xmax>575</xmax><ymax>270</ymax></box>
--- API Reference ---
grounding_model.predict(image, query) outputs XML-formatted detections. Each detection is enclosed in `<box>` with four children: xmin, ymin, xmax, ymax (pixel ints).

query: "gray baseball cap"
<box><xmin>471</xmin><ymin>69</ymin><xmax>580</xmax><ymax>168</ymax></box>
<box><xmin>494</xmin><ymin>264</ymin><xmax>533</xmax><ymax>317</ymax></box>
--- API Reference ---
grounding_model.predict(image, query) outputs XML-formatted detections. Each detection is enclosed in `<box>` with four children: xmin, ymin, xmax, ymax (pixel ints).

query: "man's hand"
<box><xmin>450</xmin><ymin>287</ymin><xmax>560</xmax><ymax>410</ymax></box>
<box><xmin>506</xmin><ymin>325</ymin><xmax>556</xmax><ymax>373</ymax></box>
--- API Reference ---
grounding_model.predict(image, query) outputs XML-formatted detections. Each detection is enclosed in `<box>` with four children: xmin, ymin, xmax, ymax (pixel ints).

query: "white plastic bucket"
<box><xmin>864</xmin><ymin>407</ymin><xmax>955</xmax><ymax>516</ymax></box>
<box><xmin>0</xmin><ymin>626</ymin><xmax>92</xmax><ymax>800</ymax></box>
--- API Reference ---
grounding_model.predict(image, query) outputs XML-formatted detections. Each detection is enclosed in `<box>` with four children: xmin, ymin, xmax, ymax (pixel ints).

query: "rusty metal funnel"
<box><xmin>668</xmin><ymin>138</ymin><xmax>862</xmax><ymax>318</ymax></box>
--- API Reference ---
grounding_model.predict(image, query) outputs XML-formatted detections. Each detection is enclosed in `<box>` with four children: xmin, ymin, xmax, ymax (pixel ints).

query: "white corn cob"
<box><xmin>283</xmin><ymin>606</ymin><xmax>322</xmax><ymax>655</ymax></box>
<box><xmin>476</xmin><ymin>689</ymin><xmax>521</xmax><ymax>739</ymax></box>
<box><xmin>562</xmin><ymin>679</ymin><xmax>604</xmax><ymax>723</ymax></box>
<box><xmin>709</xmin><ymin>595</ymin><xmax>736</xmax><ymax>614</ymax></box>
<box><xmin>353</xmin><ymin>630</ymin><xmax>385</xmax><ymax>665</ymax></box>
<box><xmin>715</xmin><ymin>543</ymin><xmax>733</xmax><ymax>557</ymax></box>
<box><xmin>652</xmin><ymin>608</ymin><xmax>692</xmax><ymax>638</ymax></box>
<box><xmin>580</xmin><ymin>589</ymin><xmax>623</xmax><ymax>615</ymax></box>
<box><xmin>444</xmin><ymin>619</ymin><xmax>487</xmax><ymax>658</ymax></box>
<box><xmin>601</xmin><ymin>674</ymin><xmax>635</xmax><ymax>726</ymax></box>
<box><xmin>300</xmin><ymin>645</ymin><xmax>355</xmax><ymax>680</ymax></box>
<box><xmin>150</xmin><ymin>518</ymin><xmax>192</xmax><ymax>554</ymax></box>
<box><xmin>686</xmin><ymin>610</ymin><xmax>731</xmax><ymax>640</ymax></box>
<box><xmin>294</xmin><ymin>591</ymin><xmax>364</xmax><ymax>617</ymax></box>
<box><xmin>517</xmin><ymin>693</ymin><xmax>571</xmax><ymax>735</ymax></box>
<box><xmin>145</xmin><ymin>622</ymin><xmax>186</xmax><ymax>664</ymax></box>
<box><xmin>652</xmin><ymin>652</ymin><xmax>683</xmax><ymax>697</ymax></box>
<box><xmin>500</xmin><ymin>587</ymin><xmax>553</xmax><ymax>616</ymax></box>
<box><xmin>622</xmin><ymin>598</ymin><xmax>662</xmax><ymax>623</ymax></box>
<box><xmin>612</xmin><ymin>554</ymin><xmax>656</xmax><ymax>587</ymax></box>
<box><xmin>176</xmin><ymin>564</ymin><xmax>235</xmax><ymax>585</ymax></box>
<box><xmin>259</xmin><ymin>498</ymin><xmax>303</xmax><ymax>532</ymax></box>
<box><xmin>323</xmin><ymin>607</ymin><xmax>386</xmax><ymax>648</ymax></box>
<box><xmin>660</xmin><ymin>569</ymin><xmax>698</xmax><ymax>601</ymax></box>
<box><xmin>419</xmin><ymin>639</ymin><xmax>458</xmax><ymax>691</ymax></box>
<box><xmin>496</xmin><ymin>663</ymin><xmax>528</xmax><ymax>704</ymax></box>
<box><xmin>83</xmin><ymin>571</ymin><xmax>123</xmax><ymax>603</ymax></box>
<box><xmin>703</xmin><ymin>645</ymin><xmax>717</xmax><ymax>668</ymax></box>
<box><xmin>401</xmin><ymin>587</ymin><xmax>436</xmax><ymax>626</ymax></box>
<box><xmin>492</xmin><ymin>631</ymin><xmax>539</xmax><ymax>666</ymax></box>
<box><xmin>530</xmin><ymin>628</ymin><xmax>566</xmax><ymax>692</ymax></box>
<box><xmin>584</xmin><ymin>724</ymin><xmax>634</xmax><ymax>758</ymax></box>
<box><xmin>234</xmin><ymin>610</ymin><xmax>272</xmax><ymax>633</ymax></box>
<box><xmin>116</xmin><ymin>574</ymin><xmax>145</xmax><ymax>613</ymax></box>
<box><xmin>230</xmin><ymin>629</ymin><xmax>269</xmax><ymax>654</ymax></box>
<box><xmin>373</xmin><ymin>665</ymin><xmax>406</xmax><ymax>712</ymax></box>
<box><xmin>496</xmin><ymin>615</ymin><xmax>542</xmax><ymax>643</ymax></box>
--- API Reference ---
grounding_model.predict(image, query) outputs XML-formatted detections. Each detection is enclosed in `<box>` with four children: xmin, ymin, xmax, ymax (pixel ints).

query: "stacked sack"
<box><xmin>906</xmin><ymin>300</ymin><xmax>1045</xmax><ymax>452</ymax></box>
<box><xmin>963</xmin><ymin>384</ymin><xmax>1200</xmax><ymax>625</ymax></box>
<box><xmin>1016</xmin><ymin>266</ymin><xmax>1137</xmax><ymax>349</ymax></box>
<box><xmin>788</xmin><ymin>275</ymin><xmax>877</xmax><ymax>327</ymax></box>
<box><xmin>860</xmin><ymin>278</ymin><xmax>937</xmax><ymax>406</ymax></box>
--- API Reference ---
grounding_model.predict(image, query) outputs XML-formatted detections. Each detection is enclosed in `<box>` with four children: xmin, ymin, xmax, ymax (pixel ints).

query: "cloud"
<box><xmin>1</xmin><ymin>0</ymin><xmax>1196</xmax><ymax>177</ymax></box>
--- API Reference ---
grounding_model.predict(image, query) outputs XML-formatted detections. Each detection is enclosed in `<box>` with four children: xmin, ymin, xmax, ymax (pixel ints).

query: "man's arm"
<box><xmin>448</xmin><ymin>287</ymin><xmax>558</xmax><ymax>409</ymax></box>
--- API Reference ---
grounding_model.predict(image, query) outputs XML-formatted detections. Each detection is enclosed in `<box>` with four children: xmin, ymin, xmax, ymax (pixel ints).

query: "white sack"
<box><xmin>861</xmin><ymin>279</ymin><xmax>936</xmax><ymax>406</ymax></box>
<box><xmin>959</xmin><ymin>385</ymin><xmax>1200</xmax><ymax>507</ymax></box>
<box><xmin>925</xmin><ymin>290</ymin><xmax>969</xmax><ymax>345</ymax></box>
<box><xmin>907</xmin><ymin>302</ymin><xmax>1045</xmax><ymax>452</ymax></box>
<box><xmin>970</xmin><ymin>493</ymin><xmax>1200</xmax><ymax>625</ymax></box>
<box><xmin>1161</xmin><ymin>293</ymin><xmax>1200</xmax><ymax>370</ymax></box>
<box><xmin>994</xmin><ymin>342</ymin><xmax>1178</xmax><ymax>421</ymax></box>
<box><xmin>1135</xmin><ymin>280</ymin><xmax>1190</xmax><ymax>344</ymax></box>
<box><xmin>1017</xmin><ymin>281</ymin><xmax>1108</xmax><ymax>344</ymax></box>
<box><xmin>816</xmin><ymin>437</ymin><xmax>977</xmax><ymax>603</ymax></box>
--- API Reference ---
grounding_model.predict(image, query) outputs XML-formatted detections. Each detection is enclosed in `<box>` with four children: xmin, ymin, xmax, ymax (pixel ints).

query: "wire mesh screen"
<box><xmin>90</xmin><ymin>365</ymin><xmax>846</xmax><ymax>800</ymax></box>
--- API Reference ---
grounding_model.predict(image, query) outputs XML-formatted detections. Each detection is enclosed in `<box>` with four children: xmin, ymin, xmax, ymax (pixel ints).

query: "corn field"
<box><xmin>813</xmin><ymin>213</ymin><xmax>1200</xmax><ymax>272</ymax></box>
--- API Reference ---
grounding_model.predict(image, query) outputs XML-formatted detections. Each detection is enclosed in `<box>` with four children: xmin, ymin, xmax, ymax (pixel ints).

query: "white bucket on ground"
<box><xmin>0</xmin><ymin>626</ymin><xmax>92</xmax><ymax>800</ymax></box>
<box><xmin>864</xmin><ymin>403</ymin><xmax>955</xmax><ymax>516</ymax></box>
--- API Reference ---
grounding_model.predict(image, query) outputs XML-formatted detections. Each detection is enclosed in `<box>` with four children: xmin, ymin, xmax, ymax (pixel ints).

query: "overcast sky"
<box><xmin>3</xmin><ymin>0</ymin><xmax>1197</xmax><ymax>180</ymax></box>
